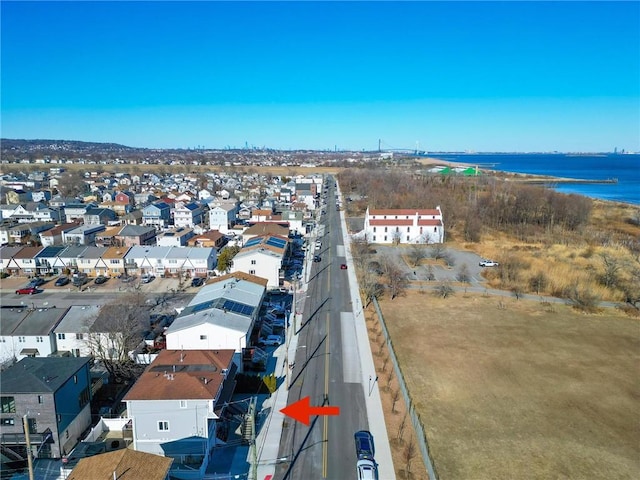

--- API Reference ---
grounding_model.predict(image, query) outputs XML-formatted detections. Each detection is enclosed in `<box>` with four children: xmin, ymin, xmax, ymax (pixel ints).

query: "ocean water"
<box><xmin>432</xmin><ymin>153</ymin><xmax>640</xmax><ymax>206</ymax></box>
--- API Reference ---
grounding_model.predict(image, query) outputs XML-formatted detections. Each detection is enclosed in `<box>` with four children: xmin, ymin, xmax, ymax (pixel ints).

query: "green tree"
<box><xmin>217</xmin><ymin>245</ymin><xmax>240</xmax><ymax>273</ymax></box>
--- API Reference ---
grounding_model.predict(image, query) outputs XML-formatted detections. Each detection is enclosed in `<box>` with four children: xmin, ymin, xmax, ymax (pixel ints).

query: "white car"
<box><xmin>259</xmin><ymin>335</ymin><xmax>283</xmax><ymax>347</ymax></box>
<box><xmin>479</xmin><ymin>259</ymin><xmax>499</xmax><ymax>267</ymax></box>
<box><xmin>356</xmin><ymin>459</ymin><xmax>379</xmax><ymax>480</ymax></box>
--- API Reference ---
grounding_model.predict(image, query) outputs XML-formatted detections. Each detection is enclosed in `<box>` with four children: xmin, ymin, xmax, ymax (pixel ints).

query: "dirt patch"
<box><xmin>373</xmin><ymin>291</ymin><xmax>640</xmax><ymax>480</ymax></box>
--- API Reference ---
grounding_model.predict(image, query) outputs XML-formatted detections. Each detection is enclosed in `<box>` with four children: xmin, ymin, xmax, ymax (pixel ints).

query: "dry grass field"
<box><xmin>375</xmin><ymin>290</ymin><xmax>640</xmax><ymax>480</ymax></box>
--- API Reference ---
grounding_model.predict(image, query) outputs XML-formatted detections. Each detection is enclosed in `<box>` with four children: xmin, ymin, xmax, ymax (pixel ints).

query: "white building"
<box><xmin>165</xmin><ymin>272</ymin><xmax>266</xmax><ymax>361</ymax></box>
<box><xmin>361</xmin><ymin>206</ymin><xmax>445</xmax><ymax>244</ymax></box>
<box><xmin>229</xmin><ymin>235</ymin><xmax>288</xmax><ymax>288</ymax></box>
<box><xmin>123</xmin><ymin>349</ymin><xmax>237</xmax><ymax>477</ymax></box>
<box><xmin>54</xmin><ymin>305</ymin><xmax>102</xmax><ymax>357</ymax></box>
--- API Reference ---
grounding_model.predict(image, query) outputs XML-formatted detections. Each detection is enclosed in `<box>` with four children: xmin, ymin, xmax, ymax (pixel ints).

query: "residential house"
<box><xmin>207</xmin><ymin>201</ymin><xmax>238</xmax><ymax>234</ymax></box>
<box><xmin>173</xmin><ymin>202</ymin><xmax>204</xmax><ymax>229</ymax></box>
<box><xmin>94</xmin><ymin>226</ymin><xmax>124</xmax><ymax>247</ymax></box>
<box><xmin>96</xmin><ymin>246</ymin><xmax>130</xmax><ymax>277</ymax></box>
<box><xmin>98</xmin><ymin>200</ymin><xmax>133</xmax><ymax>217</ymax></box>
<box><xmin>54</xmin><ymin>305</ymin><xmax>103</xmax><ymax>358</ymax></box>
<box><xmin>156</xmin><ymin>227</ymin><xmax>194</xmax><ymax>248</ymax></box>
<box><xmin>5</xmin><ymin>190</ymin><xmax>31</xmax><ymax>204</ymax></box>
<box><xmin>31</xmin><ymin>190</ymin><xmax>52</xmax><ymax>203</ymax></box>
<box><xmin>39</xmin><ymin>223</ymin><xmax>80</xmax><ymax>247</ymax></box>
<box><xmin>34</xmin><ymin>245</ymin><xmax>68</xmax><ymax>276</ymax></box>
<box><xmin>115</xmin><ymin>225</ymin><xmax>156</xmax><ymax>247</ymax></box>
<box><xmin>164</xmin><ymin>272</ymin><xmax>266</xmax><ymax>355</ymax></box>
<box><xmin>230</xmin><ymin>235</ymin><xmax>288</xmax><ymax>288</ymax></box>
<box><xmin>123</xmin><ymin>349</ymin><xmax>237</xmax><ymax>477</ymax></box>
<box><xmin>142</xmin><ymin>202</ymin><xmax>171</xmax><ymax>229</ymax></box>
<box><xmin>187</xmin><ymin>230</ymin><xmax>226</xmax><ymax>249</ymax></box>
<box><xmin>241</xmin><ymin>223</ymin><xmax>289</xmax><ymax>246</ymax></box>
<box><xmin>55</xmin><ymin>246</ymin><xmax>90</xmax><ymax>274</ymax></box>
<box><xmin>361</xmin><ymin>206</ymin><xmax>445</xmax><ymax>244</ymax></box>
<box><xmin>115</xmin><ymin>190</ymin><xmax>135</xmax><ymax>207</ymax></box>
<box><xmin>62</xmin><ymin>224</ymin><xmax>106</xmax><ymax>246</ymax></box>
<box><xmin>64</xmin><ymin>203</ymin><xmax>96</xmax><ymax>223</ymax></box>
<box><xmin>121</xmin><ymin>209</ymin><xmax>143</xmax><ymax>226</ymax></box>
<box><xmin>7</xmin><ymin>221</ymin><xmax>55</xmax><ymax>245</ymax></box>
<box><xmin>0</xmin><ymin>356</ymin><xmax>93</xmax><ymax>459</ymax></box>
<box><xmin>280</xmin><ymin>210</ymin><xmax>305</xmax><ymax>236</ymax></box>
<box><xmin>8</xmin><ymin>246</ymin><xmax>44</xmax><ymax>276</ymax></box>
<box><xmin>74</xmin><ymin>247</ymin><xmax>109</xmax><ymax>276</ymax></box>
<box><xmin>0</xmin><ymin>306</ymin><xmax>69</xmax><ymax>365</ymax></box>
<box><xmin>67</xmin><ymin>449</ymin><xmax>173</xmax><ymax>480</ymax></box>
<box><xmin>83</xmin><ymin>208</ymin><xmax>118</xmax><ymax>226</ymax></box>
<box><xmin>0</xmin><ymin>246</ymin><xmax>23</xmax><ymax>274</ymax></box>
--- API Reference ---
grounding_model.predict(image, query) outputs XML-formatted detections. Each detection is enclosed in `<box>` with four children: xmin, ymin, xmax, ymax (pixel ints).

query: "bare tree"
<box><xmin>407</xmin><ymin>244</ymin><xmax>427</xmax><ymax>267</ymax></box>
<box><xmin>388</xmin><ymin>265</ymin><xmax>409</xmax><ymax>300</ymax></box>
<box><xmin>360</xmin><ymin>269</ymin><xmax>385</xmax><ymax>307</ymax></box>
<box><xmin>403</xmin><ymin>437</ymin><xmax>417</xmax><ymax>477</ymax></box>
<box><xmin>435</xmin><ymin>281</ymin><xmax>455</xmax><ymax>298</ymax></box>
<box><xmin>86</xmin><ymin>295</ymin><xmax>149</xmax><ymax>382</ymax></box>
<box><xmin>55</xmin><ymin>171</ymin><xmax>88</xmax><ymax>198</ymax></box>
<box><xmin>599</xmin><ymin>252</ymin><xmax>621</xmax><ymax>288</ymax></box>
<box><xmin>397</xmin><ymin>412</ymin><xmax>408</xmax><ymax>441</ymax></box>
<box><xmin>391</xmin><ymin>388</ymin><xmax>401</xmax><ymax>413</ymax></box>
<box><xmin>456</xmin><ymin>263</ymin><xmax>471</xmax><ymax>283</ymax></box>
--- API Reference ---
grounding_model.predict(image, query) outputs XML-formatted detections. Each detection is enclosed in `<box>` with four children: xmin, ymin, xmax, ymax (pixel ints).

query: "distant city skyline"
<box><xmin>1</xmin><ymin>1</ymin><xmax>638</xmax><ymax>153</ymax></box>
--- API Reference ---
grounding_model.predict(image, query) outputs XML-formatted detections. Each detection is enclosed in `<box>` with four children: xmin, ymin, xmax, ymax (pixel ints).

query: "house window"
<box><xmin>179</xmin><ymin>400</ymin><xmax>187</xmax><ymax>409</ymax></box>
<box><xmin>384</xmin><ymin>227</ymin><xmax>388</xmax><ymax>233</ymax></box>
<box><xmin>434</xmin><ymin>227</ymin><xmax>437</xmax><ymax>232</ymax></box>
<box><xmin>251</xmin><ymin>260</ymin><xmax>256</xmax><ymax>265</ymax></box>
<box><xmin>18</xmin><ymin>337</ymin><xmax>25</xmax><ymax>343</ymax></box>
<box><xmin>373</xmin><ymin>236</ymin><xmax>376</xmax><ymax>242</ymax></box>
<box><xmin>58</xmin><ymin>333</ymin><xmax>66</xmax><ymax>340</ymax></box>
<box><xmin>200</xmin><ymin>335</ymin><xmax>207</xmax><ymax>340</ymax></box>
<box><xmin>407</xmin><ymin>236</ymin><xmax>410</xmax><ymax>242</ymax></box>
<box><xmin>249</xmin><ymin>269</ymin><xmax>256</xmax><ymax>275</ymax></box>
<box><xmin>76</xmin><ymin>333</ymin><xmax>84</xmax><ymax>340</ymax></box>
<box><xmin>38</xmin><ymin>395</ymin><xmax>43</xmax><ymax>404</ymax></box>
<box><xmin>384</xmin><ymin>236</ymin><xmax>387</xmax><ymax>242</ymax></box>
<box><xmin>74</xmin><ymin>375</ymin><xmax>78</xmax><ymax>384</ymax></box>
<box><xmin>158</xmin><ymin>421</ymin><xmax>169</xmax><ymax>431</ymax></box>
<box><xmin>0</xmin><ymin>418</ymin><xmax>14</xmax><ymax>426</ymax></box>
<box><xmin>57</xmin><ymin>414</ymin><xmax>62</xmax><ymax>423</ymax></box>
<box><xmin>110</xmin><ymin>259</ymin><xmax>119</xmax><ymax>264</ymax></box>
<box><xmin>407</xmin><ymin>227</ymin><xmax>410</xmax><ymax>232</ymax></box>
<box><xmin>36</xmin><ymin>337</ymin><xmax>43</xmax><ymax>343</ymax></box>
<box><xmin>373</xmin><ymin>227</ymin><xmax>376</xmax><ymax>232</ymax></box>
<box><xmin>79</xmin><ymin>387</ymin><xmax>90</xmax><ymax>408</ymax></box>
<box><xmin>1</xmin><ymin>397</ymin><xmax>16</xmax><ymax>413</ymax></box>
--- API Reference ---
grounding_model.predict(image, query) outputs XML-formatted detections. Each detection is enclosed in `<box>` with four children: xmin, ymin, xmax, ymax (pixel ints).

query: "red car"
<box><xmin>16</xmin><ymin>287</ymin><xmax>39</xmax><ymax>295</ymax></box>
<box><xmin>340</xmin><ymin>263</ymin><xmax>348</xmax><ymax>270</ymax></box>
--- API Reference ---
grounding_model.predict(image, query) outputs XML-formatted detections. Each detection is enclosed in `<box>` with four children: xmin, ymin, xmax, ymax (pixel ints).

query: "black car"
<box><xmin>94</xmin><ymin>275</ymin><xmax>108</xmax><ymax>285</ymax></box>
<box><xmin>54</xmin><ymin>276</ymin><xmax>69</xmax><ymax>286</ymax></box>
<box><xmin>313</xmin><ymin>255</ymin><xmax>321</xmax><ymax>262</ymax></box>
<box><xmin>191</xmin><ymin>277</ymin><xmax>205</xmax><ymax>287</ymax></box>
<box><xmin>28</xmin><ymin>277</ymin><xmax>45</xmax><ymax>287</ymax></box>
<box><xmin>354</xmin><ymin>430</ymin><xmax>375</xmax><ymax>460</ymax></box>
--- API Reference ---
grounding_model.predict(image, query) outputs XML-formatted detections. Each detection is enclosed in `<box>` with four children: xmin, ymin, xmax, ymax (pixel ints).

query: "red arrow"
<box><xmin>280</xmin><ymin>396</ymin><xmax>340</xmax><ymax>426</ymax></box>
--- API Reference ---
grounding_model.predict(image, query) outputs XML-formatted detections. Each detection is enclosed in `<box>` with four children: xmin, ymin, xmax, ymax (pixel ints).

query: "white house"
<box><xmin>62</xmin><ymin>224</ymin><xmax>106</xmax><ymax>246</ymax></box>
<box><xmin>0</xmin><ymin>306</ymin><xmax>68</xmax><ymax>366</ymax></box>
<box><xmin>123</xmin><ymin>349</ymin><xmax>237</xmax><ymax>477</ymax></box>
<box><xmin>165</xmin><ymin>272</ymin><xmax>266</xmax><ymax>359</ymax></box>
<box><xmin>361</xmin><ymin>206</ymin><xmax>445</xmax><ymax>244</ymax></box>
<box><xmin>173</xmin><ymin>202</ymin><xmax>204</xmax><ymax>229</ymax></box>
<box><xmin>54</xmin><ymin>305</ymin><xmax>102</xmax><ymax>357</ymax></box>
<box><xmin>229</xmin><ymin>235</ymin><xmax>288</xmax><ymax>288</ymax></box>
<box><xmin>156</xmin><ymin>227</ymin><xmax>195</xmax><ymax>247</ymax></box>
<box><xmin>207</xmin><ymin>201</ymin><xmax>238</xmax><ymax>235</ymax></box>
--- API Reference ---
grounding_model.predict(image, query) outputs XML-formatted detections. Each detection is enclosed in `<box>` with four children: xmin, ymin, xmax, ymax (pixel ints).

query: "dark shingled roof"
<box><xmin>0</xmin><ymin>356</ymin><xmax>91</xmax><ymax>393</ymax></box>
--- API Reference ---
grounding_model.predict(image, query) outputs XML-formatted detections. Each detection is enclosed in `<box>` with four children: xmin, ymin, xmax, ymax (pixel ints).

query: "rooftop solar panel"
<box><xmin>244</xmin><ymin>237</ymin><xmax>262</xmax><ymax>247</ymax></box>
<box><xmin>266</xmin><ymin>237</ymin><xmax>286</xmax><ymax>249</ymax></box>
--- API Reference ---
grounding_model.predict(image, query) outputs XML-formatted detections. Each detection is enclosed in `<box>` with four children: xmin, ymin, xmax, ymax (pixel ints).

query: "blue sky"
<box><xmin>1</xmin><ymin>1</ymin><xmax>639</xmax><ymax>152</ymax></box>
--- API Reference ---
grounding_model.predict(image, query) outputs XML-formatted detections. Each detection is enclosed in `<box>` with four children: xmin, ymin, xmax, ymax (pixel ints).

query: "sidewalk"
<box><xmin>338</xmin><ymin>192</ymin><xmax>396</xmax><ymax>479</ymax></box>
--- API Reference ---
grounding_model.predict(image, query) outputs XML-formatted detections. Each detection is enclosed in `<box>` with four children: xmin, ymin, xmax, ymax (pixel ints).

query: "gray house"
<box><xmin>0</xmin><ymin>356</ymin><xmax>93</xmax><ymax>459</ymax></box>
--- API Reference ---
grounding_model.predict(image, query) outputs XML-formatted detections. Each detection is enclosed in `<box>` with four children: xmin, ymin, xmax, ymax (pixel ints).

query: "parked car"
<box><xmin>140</xmin><ymin>273</ymin><xmax>154</xmax><ymax>284</ymax></box>
<box><xmin>28</xmin><ymin>277</ymin><xmax>45</xmax><ymax>287</ymax></box>
<box><xmin>479</xmin><ymin>259</ymin><xmax>499</xmax><ymax>267</ymax></box>
<box><xmin>16</xmin><ymin>287</ymin><xmax>39</xmax><ymax>295</ymax></box>
<box><xmin>94</xmin><ymin>275</ymin><xmax>108</xmax><ymax>285</ymax></box>
<box><xmin>340</xmin><ymin>263</ymin><xmax>348</xmax><ymax>270</ymax></box>
<box><xmin>259</xmin><ymin>335</ymin><xmax>283</xmax><ymax>347</ymax></box>
<box><xmin>54</xmin><ymin>276</ymin><xmax>70</xmax><ymax>286</ymax></box>
<box><xmin>313</xmin><ymin>255</ymin><xmax>321</xmax><ymax>262</ymax></box>
<box><xmin>120</xmin><ymin>274</ymin><xmax>134</xmax><ymax>283</ymax></box>
<box><xmin>354</xmin><ymin>430</ymin><xmax>375</xmax><ymax>460</ymax></box>
<box><xmin>356</xmin><ymin>459</ymin><xmax>379</xmax><ymax>480</ymax></box>
<box><xmin>191</xmin><ymin>277</ymin><xmax>205</xmax><ymax>287</ymax></box>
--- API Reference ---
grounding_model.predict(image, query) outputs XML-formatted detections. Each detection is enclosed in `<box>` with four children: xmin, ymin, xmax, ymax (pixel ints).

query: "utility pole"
<box><xmin>23</xmin><ymin>415</ymin><xmax>34</xmax><ymax>480</ymax></box>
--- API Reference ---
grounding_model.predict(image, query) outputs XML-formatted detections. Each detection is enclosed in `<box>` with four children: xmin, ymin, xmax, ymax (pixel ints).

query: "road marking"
<box><xmin>340</xmin><ymin>312</ymin><xmax>360</xmax><ymax>383</ymax></box>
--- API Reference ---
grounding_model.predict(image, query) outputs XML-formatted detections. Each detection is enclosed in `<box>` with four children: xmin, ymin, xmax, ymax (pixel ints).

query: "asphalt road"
<box><xmin>276</xmin><ymin>179</ymin><xmax>368</xmax><ymax>479</ymax></box>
